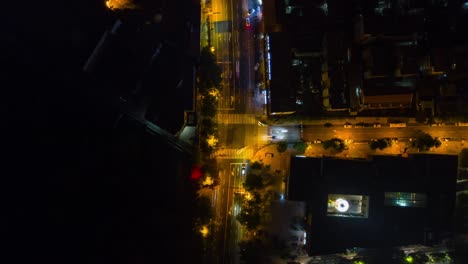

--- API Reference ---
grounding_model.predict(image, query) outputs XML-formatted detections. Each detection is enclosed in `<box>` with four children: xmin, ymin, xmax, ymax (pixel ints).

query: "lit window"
<box><xmin>384</xmin><ymin>192</ymin><xmax>427</xmax><ymax>208</ymax></box>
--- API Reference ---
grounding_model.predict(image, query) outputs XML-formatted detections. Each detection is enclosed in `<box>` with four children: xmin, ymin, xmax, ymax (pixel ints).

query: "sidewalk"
<box><xmin>304</xmin><ymin>140</ymin><xmax>465</xmax><ymax>159</ymax></box>
<box><xmin>250</xmin><ymin>143</ymin><xmax>291</xmax><ymax>195</ymax></box>
<box><xmin>251</xmin><ymin>143</ymin><xmax>284</xmax><ymax>171</ymax></box>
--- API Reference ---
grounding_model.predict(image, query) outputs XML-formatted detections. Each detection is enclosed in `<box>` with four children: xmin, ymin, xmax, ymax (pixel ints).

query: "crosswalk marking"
<box><xmin>216</xmin><ymin>113</ymin><xmax>257</xmax><ymax>124</ymax></box>
<box><xmin>213</xmin><ymin>148</ymin><xmax>254</xmax><ymax>159</ymax></box>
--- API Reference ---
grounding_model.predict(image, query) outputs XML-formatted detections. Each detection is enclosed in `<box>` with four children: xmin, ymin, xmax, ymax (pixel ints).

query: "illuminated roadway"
<box><xmin>213</xmin><ymin>3</ymin><xmax>263</xmax><ymax>261</ymax></box>
<box><xmin>206</xmin><ymin>0</ymin><xmax>261</xmax><ymax>262</ymax></box>
<box><xmin>210</xmin><ymin>0</ymin><xmax>237</xmax><ymax>110</ymax></box>
<box><xmin>268</xmin><ymin>123</ymin><xmax>468</xmax><ymax>143</ymax></box>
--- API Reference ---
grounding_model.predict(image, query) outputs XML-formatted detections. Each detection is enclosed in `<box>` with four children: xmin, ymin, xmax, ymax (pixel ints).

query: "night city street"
<box><xmin>3</xmin><ymin>0</ymin><xmax>468</xmax><ymax>264</ymax></box>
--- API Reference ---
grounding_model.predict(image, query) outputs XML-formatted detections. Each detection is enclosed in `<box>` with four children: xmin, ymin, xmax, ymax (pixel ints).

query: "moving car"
<box><xmin>245</xmin><ymin>17</ymin><xmax>251</xmax><ymax>29</ymax></box>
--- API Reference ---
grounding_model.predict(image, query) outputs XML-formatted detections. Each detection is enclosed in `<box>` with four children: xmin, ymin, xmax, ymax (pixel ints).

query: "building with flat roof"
<box><xmin>288</xmin><ymin>154</ymin><xmax>458</xmax><ymax>255</ymax></box>
<box><xmin>265</xmin><ymin>32</ymin><xmax>296</xmax><ymax>115</ymax></box>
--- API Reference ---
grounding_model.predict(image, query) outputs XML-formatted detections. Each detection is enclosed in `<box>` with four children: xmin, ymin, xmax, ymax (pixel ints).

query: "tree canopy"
<box><xmin>200</xmin><ymin>94</ymin><xmax>217</xmax><ymax>118</ymax></box>
<box><xmin>293</xmin><ymin>140</ymin><xmax>307</xmax><ymax>154</ymax></box>
<box><xmin>412</xmin><ymin>132</ymin><xmax>441</xmax><ymax>151</ymax></box>
<box><xmin>322</xmin><ymin>138</ymin><xmax>347</xmax><ymax>153</ymax></box>
<box><xmin>369</xmin><ymin>138</ymin><xmax>393</xmax><ymax>150</ymax></box>
<box><xmin>197</xmin><ymin>46</ymin><xmax>222</xmax><ymax>93</ymax></box>
<box><xmin>277</xmin><ymin>141</ymin><xmax>288</xmax><ymax>153</ymax></box>
<box><xmin>195</xmin><ymin>195</ymin><xmax>213</xmax><ymax>225</ymax></box>
<box><xmin>244</xmin><ymin>173</ymin><xmax>264</xmax><ymax>191</ymax></box>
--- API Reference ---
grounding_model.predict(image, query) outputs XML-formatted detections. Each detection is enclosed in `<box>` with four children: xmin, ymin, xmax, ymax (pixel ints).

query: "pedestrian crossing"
<box><xmin>215</xmin><ymin>113</ymin><xmax>258</xmax><ymax>124</ymax></box>
<box><xmin>212</xmin><ymin>113</ymin><xmax>271</xmax><ymax>160</ymax></box>
<box><xmin>213</xmin><ymin>148</ymin><xmax>254</xmax><ymax>160</ymax></box>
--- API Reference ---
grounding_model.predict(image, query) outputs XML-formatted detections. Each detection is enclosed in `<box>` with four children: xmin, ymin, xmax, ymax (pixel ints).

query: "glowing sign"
<box><xmin>266</xmin><ymin>35</ymin><xmax>272</xmax><ymax>80</ymax></box>
<box><xmin>334</xmin><ymin>198</ymin><xmax>350</xmax><ymax>212</ymax></box>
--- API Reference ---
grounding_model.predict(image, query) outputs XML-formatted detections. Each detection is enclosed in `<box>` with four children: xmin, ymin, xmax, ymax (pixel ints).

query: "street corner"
<box><xmin>304</xmin><ymin>143</ymin><xmax>326</xmax><ymax>157</ymax></box>
<box><xmin>251</xmin><ymin>146</ymin><xmax>266</xmax><ymax>163</ymax></box>
<box><xmin>252</xmin><ymin>144</ymin><xmax>274</xmax><ymax>162</ymax></box>
<box><xmin>251</xmin><ymin>143</ymin><xmax>282</xmax><ymax>168</ymax></box>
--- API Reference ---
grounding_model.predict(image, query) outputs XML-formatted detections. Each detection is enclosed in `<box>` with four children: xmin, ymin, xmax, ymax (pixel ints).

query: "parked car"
<box><xmin>389</xmin><ymin>123</ymin><xmax>406</xmax><ymax>128</ymax></box>
<box><xmin>431</xmin><ymin>123</ymin><xmax>445</xmax><ymax>127</ymax></box>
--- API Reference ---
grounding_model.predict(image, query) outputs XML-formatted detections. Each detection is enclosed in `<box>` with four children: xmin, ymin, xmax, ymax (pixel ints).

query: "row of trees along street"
<box><xmin>197</xmin><ymin>46</ymin><xmax>222</xmax><ymax>189</ymax></box>
<box><xmin>288</xmin><ymin>131</ymin><xmax>443</xmax><ymax>154</ymax></box>
<box><xmin>238</xmin><ymin>160</ymin><xmax>287</xmax><ymax>262</ymax></box>
<box><xmin>190</xmin><ymin>45</ymin><xmax>223</xmax><ymax>261</ymax></box>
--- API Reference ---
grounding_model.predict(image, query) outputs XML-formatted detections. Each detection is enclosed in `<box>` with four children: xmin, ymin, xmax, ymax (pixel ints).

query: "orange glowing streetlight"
<box><xmin>206</xmin><ymin>135</ymin><xmax>219</xmax><ymax>147</ymax></box>
<box><xmin>200</xmin><ymin>225</ymin><xmax>209</xmax><ymax>237</ymax></box>
<box><xmin>105</xmin><ymin>0</ymin><xmax>136</xmax><ymax>10</ymax></box>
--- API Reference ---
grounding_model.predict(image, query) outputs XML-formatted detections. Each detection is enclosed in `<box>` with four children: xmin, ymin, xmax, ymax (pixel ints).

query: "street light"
<box><xmin>200</xmin><ymin>225</ymin><xmax>209</xmax><ymax>237</ymax></box>
<box><xmin>105</xmin><ymin>0</ymin><xmax>136</xmax><ymax>10</ymax></box>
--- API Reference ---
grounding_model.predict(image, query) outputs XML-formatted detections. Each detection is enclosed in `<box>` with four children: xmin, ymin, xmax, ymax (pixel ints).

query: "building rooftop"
<box><xmin>288</xmin><ymin>154</ymin><xmax>458</xmax><ymax>254</ymax></box>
